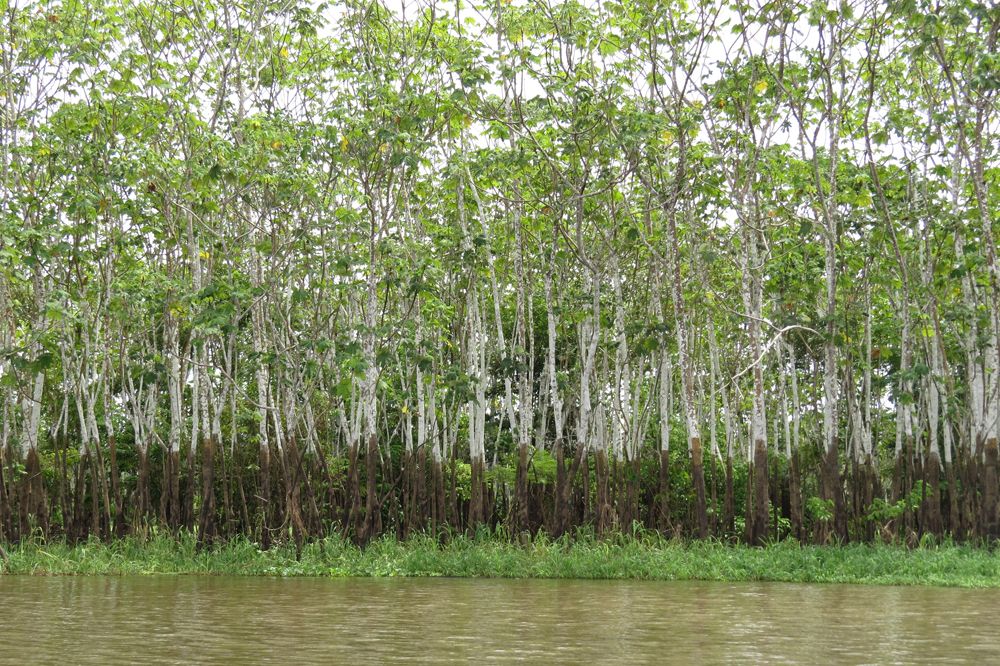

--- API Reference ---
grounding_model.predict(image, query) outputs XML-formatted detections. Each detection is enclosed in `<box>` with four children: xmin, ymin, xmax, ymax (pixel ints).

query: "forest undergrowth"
<box><xmin>4</xmin><ymin>529</ymin><xmax>1000</xmax><ymax>588</ymax></box>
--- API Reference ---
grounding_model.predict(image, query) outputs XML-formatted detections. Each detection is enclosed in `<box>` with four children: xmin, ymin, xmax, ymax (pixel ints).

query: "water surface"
<box><xmin>1</xmin><ymin>576</ymin><xmax>996</xmax><ymax>664</ymax></box>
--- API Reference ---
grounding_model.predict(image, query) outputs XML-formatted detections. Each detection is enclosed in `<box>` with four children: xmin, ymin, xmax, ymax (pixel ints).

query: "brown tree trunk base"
<box><xmin>400</xmin><ymin>450</ymin><xmax>413</xmax><ymax>538</ymax></box>
<box><xmin>283</xmin><ymin>438</ymin><xmax>307</xmax><ymax>557</ymax></box>
<box><xmin>554</xmin><ymin>440</ymin><xmax>566</xmax><ymax>536</ymax></box>
<box><xmin>0</xmin><ymin>447</ymin><xmax>10</xmax><ymax>543</ymax></box>
<box><xmin>88</xmin><ymin>451</ymin><xmax>102</xmax><ymax>539</ymax></box>
<box><xmin>627</xmin><ymin>456</ymin><xmax>640</xmax><ymax>532</ymax></box>
<box><xmin>557</xmin><ymin>444</ymin><xmax>585</xmax><ymax>538</ymax></box>
<box><xmin>816</xmin><ymin>445</ymin><xmax>847</xmax><ymax>544</ymax></box>
<box><xmin>218</xmin><ymin>440</ymin><xmax>234</xmax><ymax>538</ymax></box>
<box><xmin>344</xmin><ymin>443</ymin><xmax>361</xmax><ymax>540</ymax></box>
<box><xmin>861</xmin><ymin>455</ymin><xmax>878</xmax><ymax>542</ymax></box>
<box><xmin>469</xmin><ymin>457</ymin><xmax>485</xmax><ymax>531</ymax></box>
<box><xmin>657</xmin><ymin>449</ymin><xmax>671</xmax><ymax>533</ymax></box>
<box><xmin>197</xmin><ymin>436</ymin><xmax>217</xmax><ymax>548</ymax></box>
<box><xmin>515</xmin><ymin>444</ymin><xmax>529</xmax><ymax>535</ymax></box>
<box><xmin>751</xmin><ymin>439</ymin><xmax>768</xmax><ymax>545</ymax></box>
<box><xmin>73</xmin><ymin>453</ymin><xmax>88</xmax><ymax>542</ymax></box>
<box><xmin>258</xmin><ymin>445</ymin><xmax>271</xmax><ymax>550</ymax></box>
<box><xmin>595</xmin><ymin>449</ymin><xmax>615</xmax><ymax>536</ymax></box>
<box><xmin>690</xmin><ymin>438</ymin><xmax>708</xmax><ymax>539</ymax></box>
<box><xmin>182</xmin><ymin>448</ymin><xmax>196</xmax><ymax>532</ymax></box>
<box><xmin>431</xmin><ymin>456</ymin><xmax>445</xmax><ymax>534</ymax></box>
<box><xmin>945</xmin><ymin>458</ymin><xmax>960</xmax><ymax>538</ymax></box>
<box><xmin>108</xmin><ymin>434</ymin><xmax>124</xmax><ymax>539</ymax></box>
<box><xmin>23</xmin><ymin>448</ymin><xmax>48</xmax><ymax>538</ymax></box>
<box><xmin>788</xmin><ymin>450</ymin><xmax>803</xmax><ymax>540</ymax></box>
<box><xmin>723</xmin><ymin>455</ymin><xmax>735</xmax><ymax>538</ymax></box>
<box><xmin>416</xmin><ymin>447</ymin><xmax>427</xmax><ymax>533</ymax></box>
<box><xmin>982</xmin><ymin>439</ymin><xmax>999</xmax><ymax>541</ymax></box>
<box><xmin>359</xmin><ymin>435</ymin><xmax>379</xmax><ymax>546</ymax></box>
<box><xmin>922</xmin><ymin>451</ymin><xmax>942</xmax><ymax>538</ymax></box>
<box><xmin>136</xmin><ymin>449</ymin><xmax>151</xmax><ymax>527</ymax></box>
<box><xmin>961</xmin><ymin>448</ymin><xmax>979</xmax><ymax>540</ymax></box>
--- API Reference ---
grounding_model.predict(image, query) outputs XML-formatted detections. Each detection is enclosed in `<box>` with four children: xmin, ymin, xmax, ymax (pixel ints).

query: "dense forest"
<box><xmin>1</xmin><ymin>0</ymin><xmax>998</xmax><ymax>552</ymax></box>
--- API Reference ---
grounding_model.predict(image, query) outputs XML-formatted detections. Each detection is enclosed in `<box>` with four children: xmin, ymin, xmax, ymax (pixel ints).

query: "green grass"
<box><xmin>3</xmin><ymin>531</ymin><xmax>1000</xmax><ymax>587</ymax></box>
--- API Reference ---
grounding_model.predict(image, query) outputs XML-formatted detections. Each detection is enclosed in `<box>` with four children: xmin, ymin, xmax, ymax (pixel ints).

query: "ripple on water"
<box><xmin>0</xmin><ymin>576</ymin><xmax>997</xmax><ymax>664</ymax></box>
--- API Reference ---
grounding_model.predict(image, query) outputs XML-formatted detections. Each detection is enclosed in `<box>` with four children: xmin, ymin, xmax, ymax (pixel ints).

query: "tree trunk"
<box><xmin>218</xmin><ymin>439</ymin><xmax>234</xmax><ymax>538</ymax></box>
<box><xmin>360</xmin><ymin>434</ymin><xmax>379</xmax><ymax>545</ymax></box>
<box><xmin>197</xmin><ymin>436</ymin><xmax>217</xmax><ymax>548</ymax></box>
<box><xmin>94</xmin><ymin>442</ymin><xmax>113</xmax><ymax>540</ymax></box>
<box><xmin>751</xmin><ymin>439</ymin><xmax>769</xmax><ymax>545</ymax></box>
<box><xmin>691</xmin><ymin>438</ymin><xmax>708</xmax><ymax>539</ymax></box>
<box><xmin>595</xmin><ymin>449</ymin><xmax>613</xmax><ymax>536</ymax></box>
<box><xmin>136</xmin><ymin>449</ymin><xmax>151</xmax><ymax>527</ymax></box>
<box><xmin>515</xmin><ymin>442</ymin><xmax>529</xmax><ymax>534</ymax></box>
<box><xmin>658</xmin><ymin>448</ymin><xmax>671</xmax><ymax>532</ymax></box>
<box><xmin>401</xmin><ymin>449</ymin><xmax>413</xmax><ymax>537</ymax></box>
<box><xmin>88</xmin><ymin>450</ymin><xmax>101</xmax><ymax>539</ymax></box>
<box><xmin>554</xmin><ymin>440</ymin><xmax>566</xmax><ymax>536</ymax></box>
<box><xmin>628</xmin><ymin>456</ymin><xmax>640</xmax><ymax>532</ymax></box>
<box><xmin>982</xmin><ymin>439</ymin><xmax>999</xmax><ymax>541</ymax></box>
<box><xmin>73</xmin><ymin>452</ymin><xmax>88</xmax><ymax>542</ymax></box>
<box><xmin>557</xmin><ymin>443</ymin><xmax>584</xmax><ymax>537</ymax></box>
<box><xmin>861</xmin><ymin>454</ymin><xmax>878</xmax><ymax>542</ymax></box>
<box><xmin>431</xmin><ymin>455</ymin><xmax>445</xmax><ymax>533</ymax></box>
<box><xmin>961</xmin><ymin>446</ymin><xmax>979</xmax><ymax>540</ymax></box>
<box><xmin>945</xmin><ymin>457</ymin><xmax>960</xmax><ymax>537</ymax></box>
<box><xmin>183</xmin><ymin>447</ymin><xmax>196</xmax><ymax>532</ymax></box>
<box><xmin>345</xmin><ymin>442</ymin><xmax>361</xmax><ymax>539</ymax></box>
<box><xmin>57</xmin><ymin>433</ymin><xmax>69</xmax><ymax>537</ymax></box>
<box><xmin>788</xmin><ymin>449</ymin><xmax>803</xmax><ymax>540</ymax></box>
<box><xmin>0</xmin><ymin>447</ymin><xmax>9</xmax><ymax>543</ymax></box>
<box><xmin>414</xmin><ymin>446</ymin><xmax>425</xmax><ymax>534</ymax></box>
<box><xmin>923</xmin><ymin>450</ymin><xmax>943</xmax><ymax>538</ymax></box>
<box><xmin>469</xmin><ymin>456</ymin><xmax>485</xmax><ymax>531</ymax></box>
<box><xmin>723</xmin><ymin>454</ymin><xmax>735</xmax><ymax>538</ymax></box>
<box><xmin>258</xmin><ymin>444</ymin><xmax>271</xmax><ymax>549</ymax></box>
<box><xmin>23</xmin><ymin>448</ymin><xmax>48</xmax><ymax>537</ymax></box>
<box><xmin>825</xmin><ymin>444</ymin><xmax>848</xmax><ymax>543</ymax></box>
<box><xmin>284</xmin><ymin>438</ymin><xmax>307</xmax><ymax>556</ymax></box>
<box><xmin>108</xmin><ymin>433</ymin><xmax>123</xmax><ymax>538</ymax></box>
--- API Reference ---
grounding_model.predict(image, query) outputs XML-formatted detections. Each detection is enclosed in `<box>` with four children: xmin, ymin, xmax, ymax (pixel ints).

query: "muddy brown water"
<box><xmin>1</xmin><ymin>576</ymin><xmax>997</xmax><ymax>664</ymax></box>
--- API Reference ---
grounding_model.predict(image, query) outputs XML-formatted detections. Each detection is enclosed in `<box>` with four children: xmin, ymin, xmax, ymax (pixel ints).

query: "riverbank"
<box><xmin>2</xmin><ymin>533</ymin><xmax>999</xmax><ymax>587</ymax></box>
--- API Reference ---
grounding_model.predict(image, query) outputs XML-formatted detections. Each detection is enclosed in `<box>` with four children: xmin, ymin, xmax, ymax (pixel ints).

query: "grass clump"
<box><xmin>3</xmin><ymin>531</ymin><xmax>1000</xmax><ymax>588</ymax></box>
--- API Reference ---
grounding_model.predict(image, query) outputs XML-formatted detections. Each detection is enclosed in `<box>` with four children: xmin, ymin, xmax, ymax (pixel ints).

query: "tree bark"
<box><xmin>197</xmin><ymin>436</ymin><xmax>217</xmax><ymax>548</ymax></box>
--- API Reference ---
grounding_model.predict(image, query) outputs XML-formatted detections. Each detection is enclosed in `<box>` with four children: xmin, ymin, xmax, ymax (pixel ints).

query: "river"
<box><xmin>1</xmin><ymin>576</ymin><xmax>996</xmax><ymax>663</ymax></box>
